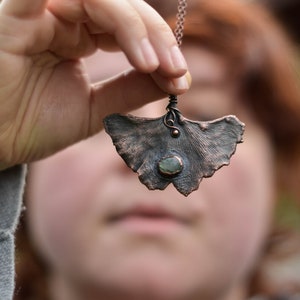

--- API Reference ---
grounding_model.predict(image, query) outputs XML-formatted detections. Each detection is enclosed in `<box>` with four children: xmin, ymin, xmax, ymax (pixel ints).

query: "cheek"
<box><xmin>27</xmin><ymin>140</ymin><xmax>112</xmax><ymax>267</ymax></box>
<box><xmin>27</xmin><ymin>167</ymin><xmax>89</xmax><ymax>267</ymax></box>
<box><xmin>201</xmin><ymin>131</ymin><xmax>275</xmax><ymax>275</ymax></box>
<box><xmin>27</xmin><ymin>132</ymin><xmax>128</xmax><ymax>270</ymax></box>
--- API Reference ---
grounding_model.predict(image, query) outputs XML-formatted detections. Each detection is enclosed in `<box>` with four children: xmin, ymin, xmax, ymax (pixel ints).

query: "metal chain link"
<box><xmin>166</xmin><ymin>0</ymin><xmax>187</xmax><ymax>128</ymax></box>
<box><xmin>174</xmin><ymin>0</ymin><xmax>187</xmax><ymax>47</ymax></box>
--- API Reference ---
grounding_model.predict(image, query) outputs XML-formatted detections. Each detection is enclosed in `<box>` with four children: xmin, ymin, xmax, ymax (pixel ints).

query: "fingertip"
<box><xmin>171</xmin><ymin>72</ymin><xmax>192</xmax><ymax>94</ymax></box>
<box><xmin>186</xmin><ymin>71</ymin><xmax>192</xmax><ymax>86</ymax></box>
<box><xmin>152</xmin><ymin>45</ymin><xmax>188</xmax><ymax>79</ymax></box>
<box><xmin>169</xmin><ymin>45</ymin><xmax>188</xmax><ymax>74</ymax></box>
<box><xmin>151</xmin><ymin>71</ymin><xmax>191</xmax><ymax>95</ymax></box>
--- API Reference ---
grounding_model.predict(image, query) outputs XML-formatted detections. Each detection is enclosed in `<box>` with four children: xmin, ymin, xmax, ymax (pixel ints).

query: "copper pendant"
<box><xmin>103</xmin><ymin>95</ymin><xmax>244</xmax><ymax>196</ymax></box>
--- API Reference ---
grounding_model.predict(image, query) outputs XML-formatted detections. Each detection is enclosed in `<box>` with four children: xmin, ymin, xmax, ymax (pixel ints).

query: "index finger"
<box><xmin>85</xmin><ymin>0</ymin><xmax>187</xmax><ymax>78</ymax></box>
<box><xmin>84</xmin><ymin>0</ymin><xmax>161</xmax><ymax>73</ymax></box>
<box><xmin>49</xmin><ymin>0</ymin><xmax>187</xmax><ymax>76</ymax></box>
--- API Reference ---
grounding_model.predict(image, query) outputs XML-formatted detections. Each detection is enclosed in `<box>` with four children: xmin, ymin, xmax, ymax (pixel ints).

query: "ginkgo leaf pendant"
<box><xmin>103</xmin><ymin>95</ymin><xmax>245</xmax><ymax>196</ymax></box>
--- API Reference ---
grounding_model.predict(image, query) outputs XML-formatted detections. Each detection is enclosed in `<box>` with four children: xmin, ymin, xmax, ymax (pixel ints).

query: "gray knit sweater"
<box><xmin>0</xmin><ymin>165</ymin><xmax>26</xmax><ymax>300</ymax></box>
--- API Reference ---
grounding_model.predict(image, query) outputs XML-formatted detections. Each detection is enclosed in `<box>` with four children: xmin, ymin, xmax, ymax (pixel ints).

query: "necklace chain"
<box><xmin>166</xmin><ymin>0</ymin><xmax>187</xmax><ymax>128</ymax></box>
<box><xmin>174</xmin><ymin>0</ymin><xmax>187</xmax><ymax>47</ymax></box>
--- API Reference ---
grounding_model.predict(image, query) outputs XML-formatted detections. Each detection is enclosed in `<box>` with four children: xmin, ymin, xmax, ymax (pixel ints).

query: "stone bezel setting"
<box><xmin>157</xmin><ymin>155</ymin><xmax>183</xmax><ymax>178</ymax></box>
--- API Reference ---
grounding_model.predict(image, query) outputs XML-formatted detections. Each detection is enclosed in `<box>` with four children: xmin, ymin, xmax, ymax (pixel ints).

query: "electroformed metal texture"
<box><xmin>103</xmin><ymin>112</ymin><xmax>245</xmax><ymax>196</ymax></box>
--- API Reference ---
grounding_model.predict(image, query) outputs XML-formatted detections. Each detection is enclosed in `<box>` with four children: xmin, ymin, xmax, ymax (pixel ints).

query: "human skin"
<box><xmin>26</xmin><ymin>44</ymin><xmax>275</xmax><ymax>300</ymax></box>
<box><xmin>0</xmin><ymin>0</ymin><xmax>190</xmax><ymax>170</ymax></box>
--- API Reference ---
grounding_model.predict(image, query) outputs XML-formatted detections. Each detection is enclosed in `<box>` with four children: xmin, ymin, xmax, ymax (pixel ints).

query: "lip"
<box><xmin>107</xmin><ymin>204</ymin><xmax>192</xmax><ymax>235</ymax></box>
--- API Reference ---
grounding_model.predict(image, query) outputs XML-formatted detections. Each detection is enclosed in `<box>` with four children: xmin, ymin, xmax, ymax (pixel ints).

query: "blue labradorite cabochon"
<box><xmin>158</xmin><ymin>155</ymin><xmax>183</xmax><ymax>177</ymax></box>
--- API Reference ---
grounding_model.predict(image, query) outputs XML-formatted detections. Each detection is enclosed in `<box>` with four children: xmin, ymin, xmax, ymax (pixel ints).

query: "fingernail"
<box><xmin>140</xmin><ymin>38</ymin><xmax>159</xmax><ymax>70</ymax></box>
<box><xmin>170</xmin><ymin>45</ymin><xmax>187</xmax><ymax>72</ymax></box>
<box><xmin>172</xmin><ymin>75</ymin><xmax>189</xmax><ymax>90</ymax></box>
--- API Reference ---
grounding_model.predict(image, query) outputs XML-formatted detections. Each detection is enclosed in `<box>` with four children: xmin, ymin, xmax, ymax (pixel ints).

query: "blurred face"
<box><xmin>27</xmin><ymin>45</ymin><xmax>275</xmax><ymax>300</ymax></box>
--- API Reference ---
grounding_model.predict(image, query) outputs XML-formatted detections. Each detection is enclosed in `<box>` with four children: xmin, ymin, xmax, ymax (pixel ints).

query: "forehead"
<box><xmin>182</xmin><ymin>43</ymin><xmax>229</xmax><ymax>86</ymax></box>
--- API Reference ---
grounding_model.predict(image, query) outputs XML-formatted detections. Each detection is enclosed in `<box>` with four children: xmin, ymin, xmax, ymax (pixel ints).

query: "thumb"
<box><xmin>88</xmin><ymin>69</ymin><xmax>191</xmax><ymax>135</ymax></box>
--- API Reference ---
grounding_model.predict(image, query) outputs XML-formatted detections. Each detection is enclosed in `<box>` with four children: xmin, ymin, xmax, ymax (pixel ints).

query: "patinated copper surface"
<box><xmin>103</xmin><ymin>111</ymin><xmax>244</xmax><ymax>196</ymax></box>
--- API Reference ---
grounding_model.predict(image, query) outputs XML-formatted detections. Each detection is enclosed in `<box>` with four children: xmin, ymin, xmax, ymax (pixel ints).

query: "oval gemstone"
<box><xmin>158</xmin><ymin>155</ymin><xmax>183</xmax><ymax>177</ymax></box>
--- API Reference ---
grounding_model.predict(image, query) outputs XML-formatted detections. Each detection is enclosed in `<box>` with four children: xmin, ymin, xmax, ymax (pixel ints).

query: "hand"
<box><xmin>0</xmin><ymin>0</ymin><xmax>190</xmax><ymax>170</ymax></box>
